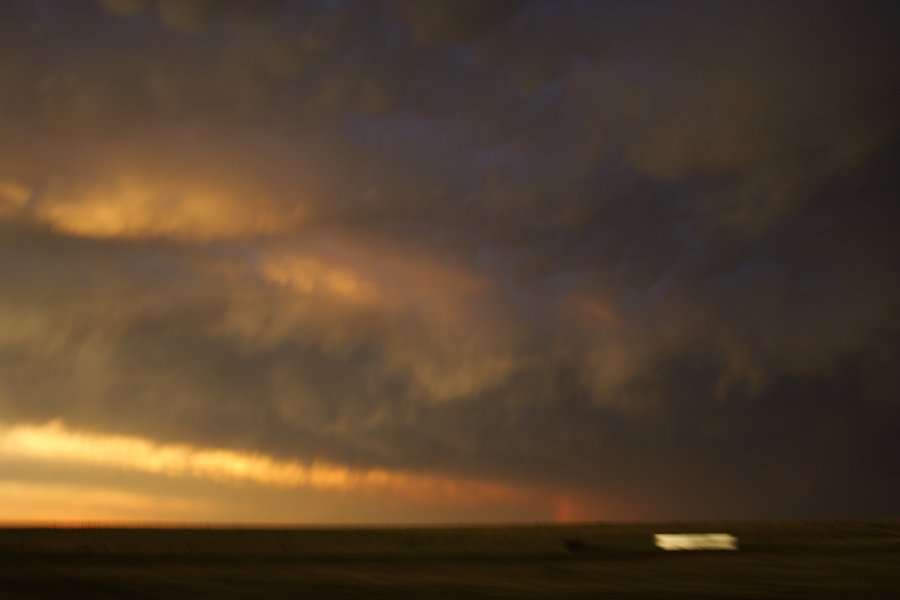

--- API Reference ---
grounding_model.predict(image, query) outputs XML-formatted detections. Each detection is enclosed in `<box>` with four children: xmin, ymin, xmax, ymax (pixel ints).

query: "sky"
<box><xmin>0</xmin><ymin>0</ymin><xmax>898</xmax><ymax>524</ymax></box>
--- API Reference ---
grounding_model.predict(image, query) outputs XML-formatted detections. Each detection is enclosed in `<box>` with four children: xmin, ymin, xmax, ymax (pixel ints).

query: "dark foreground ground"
<box><xmin>1</xmin><ymin>521</ymin><xmax>898</xmax><ymax>599</ymax></box>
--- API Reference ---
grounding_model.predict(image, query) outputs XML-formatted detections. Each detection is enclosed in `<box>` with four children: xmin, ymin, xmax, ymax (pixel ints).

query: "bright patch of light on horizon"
<box><xmin>654</xmin><ymin>533</ymin><xmax>738</xmax><ymax>551</ymax></box>
<box><xmin>0</xmin><ymin>480</ymin><xmax>211</xmax><ymax>523</ymax></box>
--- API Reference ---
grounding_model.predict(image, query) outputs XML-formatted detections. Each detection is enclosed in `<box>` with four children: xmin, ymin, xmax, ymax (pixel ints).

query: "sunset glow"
<box><xmin>0</xmin><ymin>421</ymin><xmax>526</xmax><ymax>508</ymax></box>
<box><xmin>0</xmin><ymin>480</ymin><xmax>211</xmax><ymax>523</ymax></box>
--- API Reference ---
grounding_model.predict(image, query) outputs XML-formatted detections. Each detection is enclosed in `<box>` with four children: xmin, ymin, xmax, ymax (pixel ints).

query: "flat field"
<box><xmin>1</xmin><ymin>521</ymin><xmax>898</xmax><ymax>599</ymax></box>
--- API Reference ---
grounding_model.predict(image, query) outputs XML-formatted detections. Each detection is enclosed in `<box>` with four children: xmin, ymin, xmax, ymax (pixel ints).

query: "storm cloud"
<box><xmin>0</xmin><ymin>0</ymin><xmax>898</xmax><ymax>522</ymax></box>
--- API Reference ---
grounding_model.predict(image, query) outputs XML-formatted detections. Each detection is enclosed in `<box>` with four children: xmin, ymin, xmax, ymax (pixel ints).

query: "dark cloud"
<box><xmin>97</xmin><ymin>0</ymin><xmax>150</xmax><ymax>16</ymax></box>
<box><xmin>386</xmin><ymin>0</ymin><xmax>526</xmax><ymax>45</ymax></box>
<box><xmin>0</xmin><ymin>0</ymin><xmax>898</xmax><ymax>520</ymax></box>
<box><xmin>97</xmin><ymin>0</ymin><xmax>286</xmax><ymax>31</ymax></box>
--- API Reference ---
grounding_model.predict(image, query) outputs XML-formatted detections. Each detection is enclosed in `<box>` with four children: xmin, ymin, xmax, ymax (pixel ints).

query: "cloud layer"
<box><xmin>0</xmin><ymin>0</ymin><xmax>898</xmax><ymax>521</ymax></box>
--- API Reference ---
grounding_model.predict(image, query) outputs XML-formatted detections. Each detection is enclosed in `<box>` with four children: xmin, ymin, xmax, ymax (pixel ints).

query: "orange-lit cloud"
<box><xmin>0</xmin><ymin>421</ymin><xmax>524</xmax><ymax>508</ymax></box>
<box><xmin>259</xmin><ymin>243</ymin><xmax>486</xmax><ymax>310</ymax></box>
<box><xmin>262</xmin><ymin>254</ymin><xmax>381</xmax><ymax>305</ymax></box>
<box><xmin>31</xmin><ymin>177</ymin><xmax>304</xmax><ymax>241</ymax></box>
<box><xmin>251</xmin><ymin>244</ymin><xmax>523</xmax><ymax>401</ymax></box>
<box><xmin>0</xmin><ymin>180</ymin><xmax>31</xmax><ymax>215</ymax></box>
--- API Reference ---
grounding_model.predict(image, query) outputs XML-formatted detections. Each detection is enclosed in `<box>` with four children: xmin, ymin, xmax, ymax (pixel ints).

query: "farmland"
<box><xmin>1</xmin><ymin>521</ymin><xmax>898</xmax><ymax>598</ymax></box>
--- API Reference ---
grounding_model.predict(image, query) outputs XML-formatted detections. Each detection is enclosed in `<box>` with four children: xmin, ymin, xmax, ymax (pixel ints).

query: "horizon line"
<box><xmin>1</xmin><ymin>517</ymin><xmax>897</xmax><ymax>530</ymax></box>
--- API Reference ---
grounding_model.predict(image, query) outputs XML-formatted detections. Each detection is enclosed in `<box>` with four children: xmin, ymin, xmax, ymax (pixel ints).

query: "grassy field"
<box><xmin>1</xmin><ymin>521</ymin><xmax>898</xmax><ymax>598</ymax></box>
